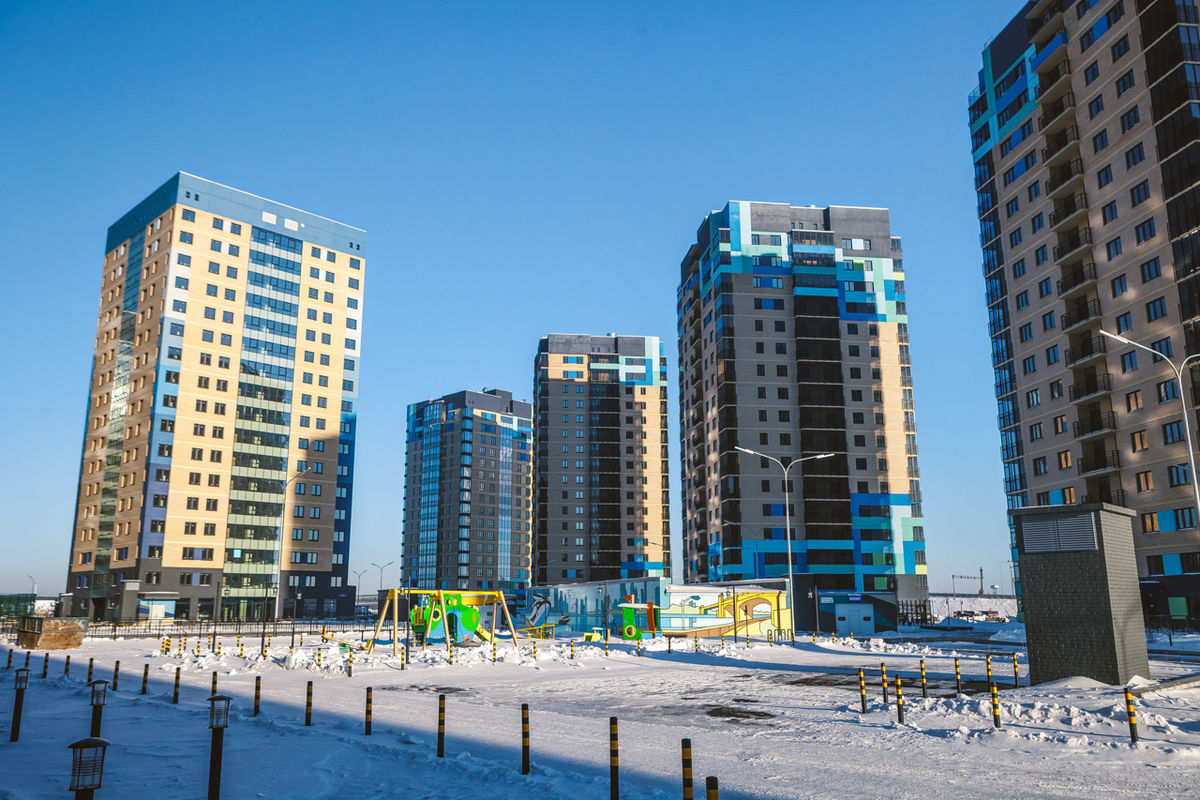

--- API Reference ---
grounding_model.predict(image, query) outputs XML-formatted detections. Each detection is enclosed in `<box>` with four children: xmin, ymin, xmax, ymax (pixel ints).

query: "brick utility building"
<box><xmin>67</xmin><ymin>173</ymin><xmax>364</xmax><ymax>621</ymax></box>
<box><xmin>401</xmin><ymin>389</ymin><xmax>533</xmax><ymax>594</ymax></box>
<box><xmin>969</xmin><ymin>0</ymin><xmax>1200</xmax><ymax>616</ymax></box>
<box><xmin>676</xmin><ymin>201</ymin><xmax>928</xmax><ymax>612</ymax></box>
<box><xmin>533</xmin><ymin>334</ymin><xmax>670</xmax><ymax>585</ymax></box>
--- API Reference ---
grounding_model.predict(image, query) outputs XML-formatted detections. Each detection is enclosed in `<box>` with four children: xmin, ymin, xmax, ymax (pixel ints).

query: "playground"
<box><xmin>3</xmin><ymin>622</ymin><xmax>1200</xmax><ymax>799</ymax></box>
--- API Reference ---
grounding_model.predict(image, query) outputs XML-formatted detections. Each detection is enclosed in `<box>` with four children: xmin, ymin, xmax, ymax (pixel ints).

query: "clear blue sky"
<box><xmin>0</xmin><ymin>1</ymin><xmax>1027</xmax><ymax>596</ymax></box>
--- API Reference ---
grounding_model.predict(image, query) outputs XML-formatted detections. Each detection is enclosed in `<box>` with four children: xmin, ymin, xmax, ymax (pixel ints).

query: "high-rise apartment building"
<box><xmin>402</xmin><ymin>389</ymin><xmax>533</xmax><ymax>594</ymax></box>
<box><xmin>67</xmin><ymin>172</ymin><xmax>364</xmax><ymax>621</ymax></box>
<box><xmin>533</xmin><ymin>334</ymin><xmax>670</xmax><ymax>585</ymax></box>
<box><xmin>677</xmin><ymin>202</ymin><xmax>927</xmax><ymax>600</ymax></box>
<box><xmin>970</xmin><ymin>1</ymin><xmax>1200</xmax><ymax>610</ymax></box>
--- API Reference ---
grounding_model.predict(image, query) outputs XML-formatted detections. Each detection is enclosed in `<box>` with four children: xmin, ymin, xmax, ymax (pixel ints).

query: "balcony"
<box><xmin>1042</xmin><ymin>125</ymin><xmax>1080</xmax><ymax>165</ymax></box>
<box><xmin>1073</xmin><ymin>411</ymin><xmax>1117</xmax><ymax>438</ymax></box>
<box><xmin>1050</xmin><ymin>193</ymin><xmax>1088</xmax><ymax>230</ymax></box>
<box><xmin>1065</xmin><ymin>335</ymin><xmax>1107</xmax><ymax>365</ymax></box>
<box><xmin>1056</xmin><ymin>262</ymin><xmax>1097</xmax><ymax>296</ymax></box>
<box><xmin>1082</xmin><ymin>488</ymin><xmax>1127</xmax><ymax>506</ymax></box>
<box><xmin>1028</xmin><ymin>0</ymin><xmax>1065</xmax><ymax>45</ymax></box>
<box><xmin>1068</xmin><ymin>372</ymin><xmax>1113</xmax><ymax>401</ymax></box>
<box><xmin>1078</xmin><ymin>450</ymin><xmax>1121</xmax><ymax>475</ymax></box>
<box><xmin>1046</xmin><ymin>158</ymin><xmax>1084</xmax><ymax>197</ymax></box>
<box><xmin>1038</xmin><ymin>92</ymin><xmax>1076</xmax><ymax>133</ymax></box>
<box><xmin>1062</xmin><ymin>298</ymin><xmax>1102</xmax><ymax>330</ymax></box>
<box><xmin>1053</xmin><ymin>227</ymin><xmax>1093</xmax><ymax>262</ymax></box>
<box><xmin>1035</xmin><ymin>58</ymin><xmax>1072</xmax><ymax>102</ymax></box>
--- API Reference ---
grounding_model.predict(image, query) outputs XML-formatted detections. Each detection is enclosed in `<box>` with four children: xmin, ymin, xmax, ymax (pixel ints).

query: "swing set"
<box><xmin>360</xmin><ymin>589</ymin><xmax>526</xmax><ymax>656</ymax></box>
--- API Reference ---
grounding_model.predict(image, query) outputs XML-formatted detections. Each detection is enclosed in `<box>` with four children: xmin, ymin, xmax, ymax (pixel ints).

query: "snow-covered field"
<box><xmin>2</xmin><ymin>632</ymin><xmax>1199</xmax><ymax>799</ymax></box>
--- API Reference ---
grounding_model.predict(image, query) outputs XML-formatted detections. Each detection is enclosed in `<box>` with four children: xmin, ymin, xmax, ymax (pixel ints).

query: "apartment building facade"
<box><xmin>676</xmin><ymin>201</ymin><xmax>927</xmax><ymax>600</ymax></box>
<box><xmin>533</xmin><ymin>334</ymin><xmax>670</xmax><ymax>585</ymax></box>
<box><xmin>67</xmin><ymin>172</ymin><xmax>364</xmax><ymax>621</ymax></box>
<box><xmin>970</xmin><ymin>0</ymin><xmax>1200</xmax><ymax>612</ymax></box>
<box><xmin>402</xmin><ymin>388</ymin><xmax>533</xmax><ymax>594</ymax></box>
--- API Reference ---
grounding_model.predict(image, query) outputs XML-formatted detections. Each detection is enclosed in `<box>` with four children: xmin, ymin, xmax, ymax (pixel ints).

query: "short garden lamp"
<box><xmin>10</xmin><ymin>668</ymin><xmax>30</xmax><ymax>742</ymax></box>
<box><xmin>88</xmin><ymin>680</ymin><xmax>108</xmax><ymax>737</ymax></box>
<box><xmin>206</xmin><ymin>695</ymin><xmax>231</xmax><ymax>800</ymax></box>
<box><xmin>207</xmin><ymin>694</ymin><xmax>231</xmax><ymax>729</ymax></box>
<box><xmin>68</xmin><ymin>737</ymin><xmax>109</xmax><ymax>798</ymax></box>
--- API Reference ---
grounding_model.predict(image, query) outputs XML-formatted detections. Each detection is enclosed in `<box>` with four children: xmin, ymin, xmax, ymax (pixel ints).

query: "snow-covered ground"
<box><xmin>1</xmin><ymin>632</ymin><xmax>1198</xmax><ymax>799</ymax></box>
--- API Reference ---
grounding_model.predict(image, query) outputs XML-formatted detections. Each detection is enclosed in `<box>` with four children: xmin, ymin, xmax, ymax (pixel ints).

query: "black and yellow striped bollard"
<box><xmin>141</xmin><ymin>664</ymin><xmax>149</xmax><ymax>695</ymax></box>
<box><xmin>705</xmin><ymin>775</ymin><xmax>719</xmax><ymax>799</ymax></box>
<box><xmin>64</xmin><ymin>655</ymin><xmax>70</xmax><ymax>677</ymax></box>
<box><xmin>609</xmin><ymin>716</ymin><xmax>619</xmax><ymax>800</ymax></box>
<box><xmin>570</xmin><ymin>641</ymin><xmax>575</xmax><ymax>659</ymax></box>
<box><xmin>216</xmin><ymin>642</ymin><xmax>222</xmax><ymax>657</ymax></box>
<box><xmin>23</xmin><ymin>652</ymin><xmax>30</xmax><ymax>670</ymax></box>
<box><xmin>1012</xmin><ymin>652</ymin><xmax>1020</xmax><ymax>689</ymax></box>
<box><xmin>668</xmin><ymin>636</ymin><xmax>672</xmax><ymax>654</ymax></box>
<box><xmin>604</xmin><ymin>638</ymin><xmax>609</xmax><ymax>657</ymax></box>
<box><xmin>990</xmin><ymin>682</ymin><xmax>1001</xmax><ymax>729</ymax></box>
<box><xmin>87</xmin><ymin>657</ymin><xmax>94</xmax><ymax>684</ymax></box>
<box><xmin>305</xmin><ymin>680</ymin><xmax>313</xmax><ymax>726</ymax></box>
<box><xmin>317</xmin><ymin>648</ymin><xmax>322</xmax><ymax>668</ymax></box>
<box><xmin>112</xmin><ymin>660</ymin><xmax>120</xmax><ymax>691</ymax></box>
<box><xmin>365</xmin><ymin>687</ymin><xmax>373</xmax><ymax>736</ymax></box>
<box><xmin>954</xmin><ymin>657</ymin><xmax>962</xmax><ymax>695</ymax></box>
<box><xmin>253</xmin><ymin>676</ymin><xmax>261</xmax><ymax>716</ymax></box>
<box><xmin>895</xmin><ymin>676</ymin><xmax>905</xmax><ymax>724</ymax></box>
<box><xmin>449</xmin><ymin>642</ymin><xmax>455</xmax><ymax>666</ymax></box>
<box><xmin>173</xmin><ymin>667</ymin><xmax>181</xmax><ymax>704</ymax></box>
<box><xmin>521</xmin><ymin>703</ymin><xmax>531</xmax><ymax>775</ymax></box>
<box><xmin>858</xmin><ymin>668</ymin><xmax>868</xmax><ymax>713</ymax></box>
<box><xmin>694</xmin><ymin>637</ymin><xmax>699</xmax><ymax>653</ymax></box>
<box><xmin>531</xmin><ymin>640</ymin><xmax>536</xmax><ymax>660</ymax></box>
<box><xmin>681</xmin><ymin>738</ymin><xmax>694</xmax><ymax>800</ymax></box>
<box><xmin>211</xmin><ymin>671</ymin><xmax>218</xmax><ymax>696</ymax></box>
<box><xmin>239</xmin><ymin>642</ymin><xmax>244</xmax><ymax>659</ymax></box>
<box><xmin>720</xmin><ymin>634</ymin><xmax>725</xmax><ymax>651</ymax></box>
<box><xmin>920</xmin><ymin>659</ymin><xmax>928</xmax><ymax>698</ymax></box>
<box><xmin>5</xmin><ymin>650</ymin><xmax>11</xmax><ymax>669</ymax></box>
<box><xmin>1123</xmin><ymin>687</ymin><xmax>1138</xmax><ymax>743</ymax></box>
<box><xmin>880</xmin><ymin>663</ymin><xmax>888</xmax><ymax>703</ymax></box>
<box><xmin>986</xmin><ymin>655</ymin><xmax>992</xmax><ymax>686</ymax></box>
<box><xmin>437</xmin><ymin>694</ymin><xmax>446</xmax><ymax>758</ymax></box>
<box><xmin>41</xmin><ymin>653</ymin><xmax>48</xmax><ymax>679</ymax></box>
<box><xmin>635</xmin><ymin>639</ymin><xmax>640</xmax><ymax>657</ymax></box>
<box><xmin>348</xmin><ymin>651</ymin><xmax>354</xmax><ymax>678</ymax></box>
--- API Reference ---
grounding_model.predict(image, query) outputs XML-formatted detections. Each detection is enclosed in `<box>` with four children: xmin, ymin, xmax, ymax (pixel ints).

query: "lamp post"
<box><xmin>88</xmin><ymin>680</ymin><xmax>108</xmax><ymax>737</ymax></box>
<box><xmin>68</xmin><ymin>737</ymin><xmax>109</xmax><ymax>799</ymax></box>
<box><xmin>206</xmin><ymin>695</ymin><xmax>231</xmax><ymax>800</ymax></box>
<box><xmin>10</xmin><ymin>667</ymin><xmax>29</xmax><ymax>742</ymax></box>
<box><xmin>260</xmin><ymin>467</ymin><xmax>311</xmax><ymax>654</ymax></box>
<box><xmin>370</xmin><ymin>561</ymin><xmax>394</xmax><ymax>594</ymax></box>
<box><xmin>734</xmin><ymin>448</ymin><xmax>834</xmax><ymax>629</ymax></box>
<box><xmin>352</xmin><ymin>569</ymin><xmax>368</xmax><ymax>617</ymax></box>
<box><xmin>1100</xmin><ymin>329</ymin><xmax>1200</xmax><ymax>518</ymax></box>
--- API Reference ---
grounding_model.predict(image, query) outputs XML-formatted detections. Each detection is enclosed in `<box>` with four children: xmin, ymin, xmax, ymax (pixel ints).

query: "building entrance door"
<box><xmin>834</xmin><ymin>603</ymin><xmax>874</xmax><ymax>636</ymax></box>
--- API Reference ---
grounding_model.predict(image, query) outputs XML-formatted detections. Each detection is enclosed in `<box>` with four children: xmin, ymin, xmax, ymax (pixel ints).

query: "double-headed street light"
<box><xmin>734</xmin><ymin>448</ymin><xmax>835</xmax><ymax>631</ymax></box>
<box><xmin>371</xmin><ymin>561</ymin><xmax>394</xmax><ymax>594</ymax></box>
<box><xmin>1099</xmin><ymin>329</ymin><xmax>1200</xmax><ymax>518</ymax></box>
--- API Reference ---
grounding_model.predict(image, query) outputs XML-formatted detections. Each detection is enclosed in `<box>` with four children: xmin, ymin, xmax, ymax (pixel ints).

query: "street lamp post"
<box><xmin>734</xmin><ymin>448</ymin><xmax>834</xmax><ymax>633</ymax></box>
<box><xmin>352</xmin><ymin>569</ymin><xmax>368</xmax><ymax>617</ymax></box>
<box><xmin>370</xmin><ymin>561</ymin><xmax>394</xmax><ymax>594</ymax></box>
<box><xmin>1100</xmin><ymin>329</ymin><xmax>1200</xmax><ymax>518</ymax></box>
<box><xmin>206</xmin><ymin>695</ymin><xmax>231</xmax><ymax>800</ymax></box>
<box><xmin>260</xmin><ymin>467</ymin><xmax>311</xmax><ymax>655</ymax></box>
<box><xmin>10</xmin><ymin>667</ymin><xmax>29</xmax><ymax>742</ymax></box>
<box><xmin>68</xmin><ymin>737</ymin><xmax>109</xmax><ymax>800</ymax></box>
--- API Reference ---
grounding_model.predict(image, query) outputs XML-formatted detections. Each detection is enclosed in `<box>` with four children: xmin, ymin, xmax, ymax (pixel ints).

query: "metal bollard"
<box><xmin>954</xmin><ymin>657</ymin><xmax>961</xmax><ymax>695</ymax></box>
<box><xmin>348</xmin><ymin>651</ymin><xmax>354</xmax><ymax>678</ymax></box>
<box><xmin>695</xmin><ymin>638</ymin><xmax>699</xmax><ymax>653</ymax></box>
<box><xmin>492</xmin><ymin>642</ymin><xmax>496</xmax><ymax>664</ymax></box>
<box><xmin>858</xmin><ymin>668</ymin><xmax>868</xmax><ymax>713</ymax></box>
<box><xmin>605</xmin><ymin>639</ymin><xmax>609</xmax><ymax>657</ymax></box>
<box><xmin>1123</xmin><ymin>687</ymin><xmax>1138</xmax><ymax>744</ymax></box>
<box><xmin>211</xmin><ymin>671</ymin><xmax>218</xmax><ymax>696</ymax></box>
<box><xmin>23</xmin><ymin>652</ymin><xmax>29</xmax><ymax>670</ymax></box>
<box><xmin>112</xmin><ymin>660</ymin><xmax>119</xmax><ymax>691</ymax></box>
<box><xmin>721</xmin><ymin>634</ymin><xmax>725</xmax><ymax>651</ymax></box>
<box><xmin>402</xmin><ymin>644</ymin><xmax>408</xmax><ymax>670</ymax></box>
<box><xmin>254</xmin><ymin>676</ymin><xmax>261</xmax><ymax>716</ymax></box>
<box><xmin>986</xmin><ymin>655</ymin><xmax>992</xmax><ymax>686</ymax></box>
<box><xmin>5</xmin><ymin>650</ymin><xmax>11</xmax><ymax>669</ymax></box>
<box><xmin>532</xmin><ymin>640</ymin><xmax>536</xmax><ymax>660</ymax></box>
<box><xmin>240</xmin><ymin>643</ymin><xmax>245</xmax><ymax>659</ymax></box>
<box><xmin>141</xmin><ymin>664</ymin><xmax>149</xmax><ymax>695</ymax></box>
<box><xmin>990</xmin><ymin>683</ymin><xmax>1001</xmax><ymax>729</ymax></box>
<box><xmin>42</xmin><ymin>653</ymin><xmax>49</xmax><ymax>679</ymax></box>
<box><xmin>635</xmin><ymin>640</ymin><xmax>640</xmax><ymax>657</ymax></box>
<box><xmin>173</xmin><ymin>667</ymin><xmax>181</xmax><ymax>704</ymax></box>
<box><xmin>305</xmin><ymin>680</ymin><xmax>313</xmax><ymax>726</ymax></box>
<box><xmin>681</xmin><ymin>738</ymin><xmax>694</xmax><ymax>800</ymax></box>
<box><xmin>880</xmin><ymin>663</ymin><xmax>888</xmax><ymax>703</ymax></box>
<box><xmin>705</xmin><ymin>775</ymin><xmax>719</xmax><ymax>800</ymax></box>
<box><xmin>437</xmin><ymin>694</ymin><xmax>446</xmax><ymax>758</ymax></box>
<box><xmin>1013</xmin><ymin>652</ymin><xmax>1020</xmax><ymax>689</ymax></box>
<box><xmin>609</xmin><ymin>717</ymin><xmax>619</xmax><ymax>800</ymax></box>
<box><xmin>365</xmin><ymin>687</ymin><xmax>373</xmax><ymax>736</ymax></box>
<box><xmin>668</xmin><ymin>637</ymin><xmax>673</xmax><ymax>654</ymax></box>
<box><xmin>571</xmin><ymin>641</ymin><xmax>576</xmax><ymax>659</ymax></box>
<box><xmin>521</xmin><ymin>703</ymin><xmax>531</xmax><ymax>775</ymax></box>
<box><xmin>896</xmin><ymin>676</ymin><xmax>905</xmax><ymax>724</ymax></box>
<box><xmin>449</xmin><ymin>642</ymin><xmax>455</xmax><ymax>666</ymax></box>
<box><xmin>64</xmin><ymin>655</ymin><xmax>71</xmax><ymax>677</ymax></box>
<box><xmin>920</xmin><ymin>659</ymin><xmax>928</xmax><ymax>698</ymax></box>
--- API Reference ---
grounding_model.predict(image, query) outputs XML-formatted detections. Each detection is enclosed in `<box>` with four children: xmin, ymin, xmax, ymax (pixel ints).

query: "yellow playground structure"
<box><xmin>354</xmin><ymin>589</ymin><xmax>525</xmax><ymax>655</ymax></box>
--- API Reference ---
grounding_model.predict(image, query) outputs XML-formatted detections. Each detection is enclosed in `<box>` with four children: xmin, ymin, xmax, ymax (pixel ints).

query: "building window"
<box><xmin>1125</xmin><ymin>142</ymin><xmax>1144</xmax><ymax>168</ymax></box>
<box><xmin>1101</xmin><ymin>201</ymin><xmax>1118</xmax><ymax>224</ymax></box>
<box><xmin>1098</xmin><ymin>165</ymin><xmax>1113</xmax><ymax>187</ymax></box>
<box><xmin>1135</xmin><ymin>218</ymin><xmax>1156</xmax><ymax>244</ymax></box>
<box><xmin>1088</xmin><ymin>95</ymin><xmax>1105</xmax><ymax>119</ymax></box>
<box><xmin>1141</xmin><ymin>257</ymin><xmax>1162</xmax><ymax>283</ymax></box>
<box><xmin>1115</xmin><ymin>70</ymin><xmax>1135</xmax><ymax>96</ymax></box>
<box><xmin>1142</xmin><ymin>513</ymin><xmax>1159</xmax><ymax>534</ymax></box>
<box><xmin>1164</xmin><ymin>420</ymin><xmax>1185</xmax><ymax>444</ymax></box>
<box><xmin>1119</xmin><ymin>106</ymin><xmax>1140</xmax><ymax>133</ymax></box>
<box><xmin>1169</xmin><ymin>464</ymin><xmax>1192</xmax><ymax>487</ymax></box>
<box><xmin>1106</xmin><ymin>237</ymin><xmax>1123</xmax><ymax>260</ymax></box>
<box><xmin>1121</xmin><ymin>351</ymin><xmax>1138</xmax><ymax>372</ymax></box>
<box><xmin>1116</xmin><ymin>311</ymin><xmax>1132</xmax><ymax>333</ymax></box>
<box><xmin>1146</xmin><ymin>296</ymin><xmax>1167</xmax><ymax>321</ymax></box>
<box><xmin>1136</xmin><ymin>470</ymin><xmax>1154</xmax><ymax>492</ymax></box>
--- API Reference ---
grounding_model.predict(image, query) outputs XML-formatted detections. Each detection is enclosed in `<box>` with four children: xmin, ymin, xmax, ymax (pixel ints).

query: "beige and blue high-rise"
<box><xmin>67</xmin><ymin>172</ymin><xmax>365</xmax><ymax>621</ymax></box>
